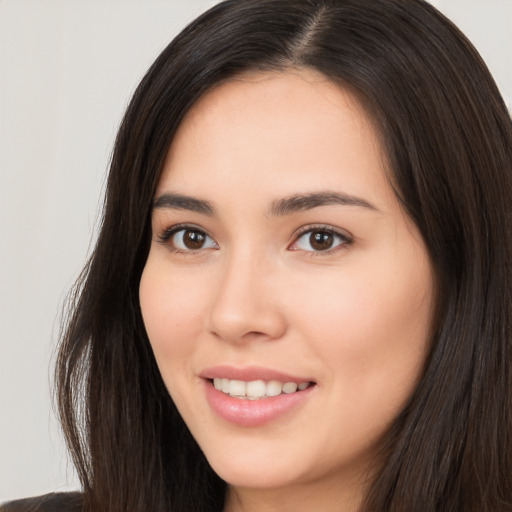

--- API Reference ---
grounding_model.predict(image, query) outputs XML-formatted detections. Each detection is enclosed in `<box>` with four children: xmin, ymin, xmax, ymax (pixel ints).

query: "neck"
<box><xmin>223</xmin><ymin>471</ymin><xmax>368</xmax><ymax>512</ymax></box>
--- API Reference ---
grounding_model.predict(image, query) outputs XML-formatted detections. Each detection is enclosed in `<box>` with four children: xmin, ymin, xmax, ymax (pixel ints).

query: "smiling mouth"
<box><xmin>212</xmin><ymin>378</ymin><xmax>315</xmax><ymax>400</ymax></box>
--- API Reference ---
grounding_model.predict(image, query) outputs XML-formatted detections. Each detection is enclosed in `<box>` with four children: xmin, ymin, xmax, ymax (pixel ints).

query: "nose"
<box><xmin>206</xmin><ymin>250</ymin><xmax>287</xmax><ymax>345</ymax></box>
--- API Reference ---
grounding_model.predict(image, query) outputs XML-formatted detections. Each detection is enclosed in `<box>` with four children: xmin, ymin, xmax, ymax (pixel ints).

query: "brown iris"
<box><xmin>183</xmin><ymin>230</ymin><xmax>207</xmax><ymax>250</ymax></box>
<box><xmin>309</xmin><ymin>231</ymin><xmax>334</xmax><ymax>251</ymax></box>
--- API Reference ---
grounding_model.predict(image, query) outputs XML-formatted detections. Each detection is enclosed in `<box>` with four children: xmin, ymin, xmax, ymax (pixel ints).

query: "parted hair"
<box><xmin>56</xmin><ymin>0</ymin><xmax>512</xmax><ymax>511</ymax></box>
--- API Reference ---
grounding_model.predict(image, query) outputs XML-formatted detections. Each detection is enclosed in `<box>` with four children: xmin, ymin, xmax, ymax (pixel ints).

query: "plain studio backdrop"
<box><xmin>0</xmin><ymin>0</ymin><xmax>511</xmax><ymax>502</ymax></box>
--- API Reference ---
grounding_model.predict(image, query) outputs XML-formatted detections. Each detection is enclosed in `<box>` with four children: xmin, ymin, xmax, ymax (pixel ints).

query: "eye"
<box><xmin>158</xmin><ymin>226</ymin><xmax>218</xmax><ymax>252</ymax></box>
<box><xmin>290</xmin><ymin>227</ymin><xmax>352</xmax><ymax>253</ymax></box>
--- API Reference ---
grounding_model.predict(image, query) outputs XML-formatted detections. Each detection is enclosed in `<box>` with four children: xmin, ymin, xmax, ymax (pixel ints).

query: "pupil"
<box><xmin>310</xmin><ymin>231</ymin><xmax>333</xmax><ymax>251</ymax></box>
<box><xmin>184</xmin><ymin>230</ymin><xmax>205</xmax><ymax>249</ymax></box>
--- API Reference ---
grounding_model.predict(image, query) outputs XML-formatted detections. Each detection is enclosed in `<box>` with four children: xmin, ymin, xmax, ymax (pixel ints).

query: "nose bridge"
<box><xmin>207</xmin><ymin>244</ymin><xmax>285</xmax><ymax>343</ymax></box>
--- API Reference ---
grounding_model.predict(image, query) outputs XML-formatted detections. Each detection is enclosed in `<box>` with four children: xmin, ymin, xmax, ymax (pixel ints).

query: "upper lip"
<box><xmin>199</xmin><ymin>365</ymin><xmax>314</xmax><ymax>383</ymax></box>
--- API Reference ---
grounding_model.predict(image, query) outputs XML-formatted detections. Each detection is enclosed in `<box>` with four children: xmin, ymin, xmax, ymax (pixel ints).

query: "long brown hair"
<box><xmin>56</xmin><ymin>1</ymin><xmax>512</xmax><ymax>510</ymax></box>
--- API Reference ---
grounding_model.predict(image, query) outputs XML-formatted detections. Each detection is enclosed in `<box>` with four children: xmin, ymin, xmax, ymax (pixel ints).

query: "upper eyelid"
<box><xmin>292</xmin><ymin>224</ymin><xmax>353</xmax><ymax>240</ymax></box>
<box><xmin>156</xmin><ymin>223</ymin><xmax>216</xmax><ymax>247</ymax></box>
<box><xmin>157</xmin><ymin>223</ymin><xmax>211</xmax><ymax>237</ymax></box>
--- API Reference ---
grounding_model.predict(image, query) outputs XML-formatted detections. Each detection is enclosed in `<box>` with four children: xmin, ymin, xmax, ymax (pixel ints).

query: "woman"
<box><xmin>3</xmin><ymin>0</ymin><xmax>511</xmax><ymax>510</ymax></box>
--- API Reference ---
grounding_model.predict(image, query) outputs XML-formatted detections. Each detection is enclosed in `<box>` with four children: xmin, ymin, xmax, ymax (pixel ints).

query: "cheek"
<box><xmin>292</xmin><ymin>267</ymin><xmax>430</xmax><ymax>344</ymax></box>
<box><xmin>286</xmin><ymin>253</ymin><xmax>433</xmax><ymax>399</ymax></box>
<box><xmin>139</xmin><ymin>260</ymin><xmax>207</xmax><ymax>365</ymax></box>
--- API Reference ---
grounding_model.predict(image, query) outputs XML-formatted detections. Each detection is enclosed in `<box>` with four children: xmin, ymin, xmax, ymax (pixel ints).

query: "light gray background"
<box><xmin>1</xmin><ymin>0</ymin><xmax>511</xmax><ymax>502</ymax></box>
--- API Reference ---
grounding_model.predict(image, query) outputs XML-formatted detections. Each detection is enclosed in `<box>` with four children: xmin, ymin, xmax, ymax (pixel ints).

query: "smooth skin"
<box><xmin>140</xmin><ymin>69</ymin><xmax>435</xmax><ymax>512</ymax></box>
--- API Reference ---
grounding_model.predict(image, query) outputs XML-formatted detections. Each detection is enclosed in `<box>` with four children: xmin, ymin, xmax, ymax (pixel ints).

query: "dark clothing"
<box><xmin>0</xmin><ymin>493</ymin><xmax>83</xmax><ymax>512</ymax></box>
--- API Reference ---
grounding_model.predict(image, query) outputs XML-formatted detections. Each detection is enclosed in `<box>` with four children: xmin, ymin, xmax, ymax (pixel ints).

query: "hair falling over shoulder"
<box><xmin>55</xmin><ymin>1</ymin><xmax>512</xmax><ymax>511</ymax></box>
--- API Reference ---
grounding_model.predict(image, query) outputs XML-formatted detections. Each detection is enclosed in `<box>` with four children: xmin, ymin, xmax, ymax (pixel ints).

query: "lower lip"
<box><xmin>203</xmin><ymin>379</ymin><xmax>315</xmax><ymax>427</ymax></box>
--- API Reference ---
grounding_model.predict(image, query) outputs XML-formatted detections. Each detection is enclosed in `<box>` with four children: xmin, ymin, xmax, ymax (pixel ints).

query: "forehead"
<box><xmin>158</xmin><ymin>69</ymin><xmax>391</xmax><ymax>210</ymax></box>
<box><xmin>183</xmin><ymin>69</ymin><xmax>364</xmax><ymax>126</ymax></box>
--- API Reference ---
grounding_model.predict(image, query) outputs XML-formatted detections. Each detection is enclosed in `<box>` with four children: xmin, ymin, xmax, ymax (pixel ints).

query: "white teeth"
<box><xmin>282</xmin><ymin>382</ymin><xmax>298</xmax><ymax>394</ymax></box>
<box><xmin>212</xmin><ymin>378</ymin><xmax>311</xmax><ymax>399</ymax></box>
<box><xmin>229</xmin><ymin>379</ymin><xmax>246</xmax><ymax>397</ymax></box>
<box><xmin>266</xmin><ymin>380</ymin><xmax>282</xmax><ymax>396</ymax></box>
<box><xmin>246</xmin><ymin>380</ymin><xmax>266</xmax><ymax>398</ymax></box>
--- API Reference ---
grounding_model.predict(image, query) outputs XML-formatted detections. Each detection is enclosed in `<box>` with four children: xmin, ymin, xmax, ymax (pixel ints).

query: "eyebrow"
<box><xmin>269</xmin><ymin>191</ymin><xmax>379</xmax><ymax>216</ymax></box>
<box><xmin>152</xmin><ymin>190</ymin><xmax>378</xmax><ymax>217</ymax></box>
<box><xmin>153</xmin><ymin>192</ymin><xmax>215</xmax><ymax>216</ymax></box>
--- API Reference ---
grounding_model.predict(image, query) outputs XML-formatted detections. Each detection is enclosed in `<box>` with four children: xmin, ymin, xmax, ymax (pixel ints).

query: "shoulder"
<box><xmin>0</xmin><ymin>493</ymin><xmax>83</xmax><ymax>512</ymax></box>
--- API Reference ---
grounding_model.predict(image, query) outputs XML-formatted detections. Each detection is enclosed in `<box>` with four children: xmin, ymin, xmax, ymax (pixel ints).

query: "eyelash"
<box><xmin>290</xmin><ymin>224</ymin><xmax>353</xmax><ymax>256</ymax></box>
<box><xmin>157</xmin><ymin>224</ymin><xmax>217</xmax><ymax>256</ymax></box>
<box><xmin>156</xmin><ymin>223</ymin><xmax>353</xmax><ymax>256</ymax></box>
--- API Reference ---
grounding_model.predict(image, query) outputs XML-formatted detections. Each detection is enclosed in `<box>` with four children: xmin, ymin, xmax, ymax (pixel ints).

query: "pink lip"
<box><xmin>200</xmin><ymin>365</ymin><xmax>316</xmax><ymax>427</ymax></box>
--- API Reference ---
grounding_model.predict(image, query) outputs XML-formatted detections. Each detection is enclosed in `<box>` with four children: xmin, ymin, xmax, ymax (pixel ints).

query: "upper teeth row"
<box><xmin>213</xmin><ymin>378</ymin><xmax>310</xmax><ymax>399</ymax></box>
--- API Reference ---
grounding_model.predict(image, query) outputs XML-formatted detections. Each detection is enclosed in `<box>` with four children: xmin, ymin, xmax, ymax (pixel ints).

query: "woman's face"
<box><xmin>140</xmin><ymin>70</ymin><xmax>434</xmax><ymax>507</ymax></box>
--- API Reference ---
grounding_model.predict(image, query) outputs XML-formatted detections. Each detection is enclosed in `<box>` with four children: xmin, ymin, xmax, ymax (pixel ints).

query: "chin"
<box><xmin>198</xmin><ymin>434</ymin><xmax>311</xmax><ymax>489</ymax></box>
<box><xmin>209</xmin><ymin>456</ymin><xmax>306</xmax><ymax>490</ymax></box>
